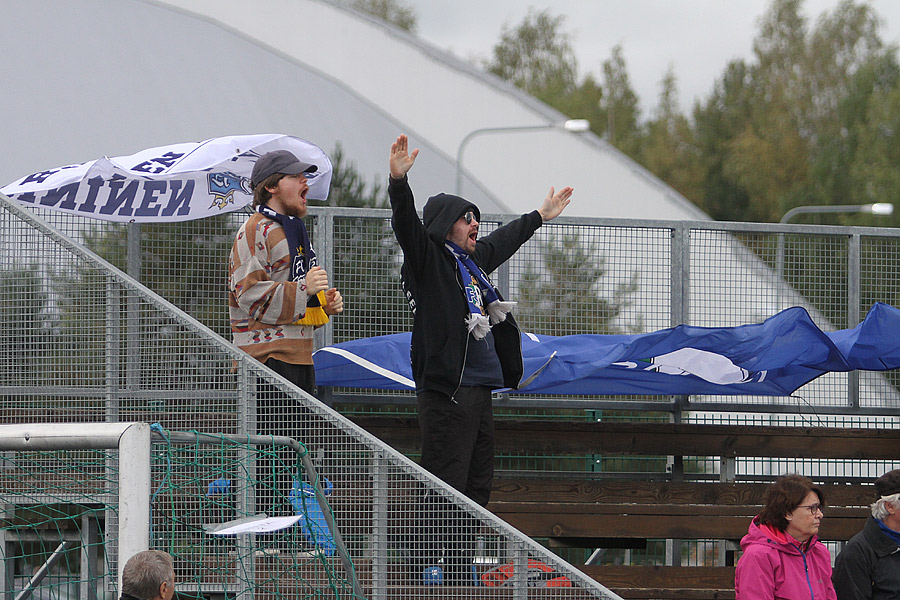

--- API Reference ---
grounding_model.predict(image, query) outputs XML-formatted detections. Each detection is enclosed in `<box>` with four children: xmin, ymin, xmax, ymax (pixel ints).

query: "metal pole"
<box><xmin>14</xmin><ymin>542</ymin><xmax>73</xmax><ymax>600</ymax></box>
<box><xmin>455</xmin><ymin>121</ymin><xmax>589</xmax><ymax>196</ymax></box>
<box><xmin>117</xmin><ymin>423</ymin><xmax>151</xmax><ymax>593</ymax></box>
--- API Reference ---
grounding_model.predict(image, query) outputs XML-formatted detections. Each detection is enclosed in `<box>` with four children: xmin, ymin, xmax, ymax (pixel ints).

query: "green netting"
<box><xmin>1</xmin><ymin>448</ymin><xmax>114</xmax><ymax>598</ymax></box>
<box><xmin>1</xmin><ymin>428</ymin><xmax>363</xmax><ymax>600</ymax></box>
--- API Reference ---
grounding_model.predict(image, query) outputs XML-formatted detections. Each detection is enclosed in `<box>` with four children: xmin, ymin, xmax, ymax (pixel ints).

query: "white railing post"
<box><xmin>117</xmin><ymin>423</ymin><xmax>152</xmax><ymax>592</ymax></box>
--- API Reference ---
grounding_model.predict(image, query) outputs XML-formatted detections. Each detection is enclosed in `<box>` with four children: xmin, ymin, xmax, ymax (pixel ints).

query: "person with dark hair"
<box><xmin>120</xmin><ymin>550</ymin><xmax>175</xmax><ymax>600</ymax></box>
<box><xmin>229</xmin><ymin>149</ymin><xmax>344</xmax><ymax>395</ymax></box>
<box><xmin>388</xmin><ymin>134</ymin><xmax>573</xmax><ymax>585</ymax></box>
<box><xmin>832</xmin><ymin>469</ymin><xmax>900</xmax><ymax>600</ymax></box>
<box><xmin>735</xmin><ymin>473</ymin><xmax>836</xmax><ymax>600</ymax></box>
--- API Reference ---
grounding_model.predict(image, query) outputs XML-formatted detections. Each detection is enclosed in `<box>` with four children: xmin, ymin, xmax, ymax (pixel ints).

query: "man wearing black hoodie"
<box><xmin>389</xmin><ymin>134</ymin><xmax>572</xmax><ymax>583</ymax></box>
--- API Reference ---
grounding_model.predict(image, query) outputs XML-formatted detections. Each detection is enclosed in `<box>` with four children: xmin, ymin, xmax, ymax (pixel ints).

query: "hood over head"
<box><xmin>422</xmin><ymin>193</ymin><xmax>480</xmax><ymax>243</ymax></box>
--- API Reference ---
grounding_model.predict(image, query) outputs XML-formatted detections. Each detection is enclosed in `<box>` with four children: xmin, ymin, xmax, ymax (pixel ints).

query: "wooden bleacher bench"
<box><xmin>348</xmin><ymin>415</ymin><xmax>898</xmax><ymax>600</ymax></box>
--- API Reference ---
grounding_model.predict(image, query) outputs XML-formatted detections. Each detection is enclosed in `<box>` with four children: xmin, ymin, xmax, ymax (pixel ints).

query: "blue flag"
<box><xmin>313</xmin><ymin>303</ymin><xmax>900</xmax><ymax>396</ymax></box>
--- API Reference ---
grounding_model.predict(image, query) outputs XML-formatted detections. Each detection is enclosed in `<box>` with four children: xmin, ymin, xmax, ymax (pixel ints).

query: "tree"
<box><xmin>515</xmin><ymin>235</ymin><xmax>640</xmax><ymax>336</ymax></box>
<box><xmin>310</xmin><ymin>143</ymin><xmax>386</xmax><ymax>208</ymax></box>
<box><xmin>641</xmin><ymin>67</ymin><xmax>704</xmax><ymax>202</ymax></box>
<box><xmin>315</xmin><ymin>145</ymin><xmax>412</xmax><ymax>343</ymax></box>
<box><xmin>804</xmin><ymin>1</ymin><xmax>898</xmax><ymax>217</ymax></box>
<box><xmin>79</xmin><ymin>216</ymin><xmax>235</xmax><ymax>339</ymax></box>
<box><xmin>602</xmin><ymin>44</ymin><xmax>643</xmax><ymax>159</ymax></box>
<box><xmin>485</xmin><ymin>9</ymin><xmax>579</xmax><ymax>98</ymax></box>
<box><xmin>0</xmin><ymin>267</ymin><xmax>54</xmax><ymax>388</ymax></box>
<box><xmin>348</xmin><ymin>0</ymin><xmax>417</xmax><ymax>33</ymax></box>
<box><xmin>848</xmin><ymin>71</ymin><xmax>900</xmax><ymax>222</ymax></box>
<box><xmin>691</xmin><ymin>0</ymin><xmax>897</xmax><ymax>224</ymax></box>
<box><xmin>692</xmin><ymin>59</ymin><xmax>755</xmax><ymax>221</ymax></box>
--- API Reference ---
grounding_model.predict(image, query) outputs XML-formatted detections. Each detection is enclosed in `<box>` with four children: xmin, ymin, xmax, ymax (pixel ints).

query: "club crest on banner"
<box><xmin>208</xmin><ymin>171</ymin><xmax>251</xmax><ymax>210</ymax></box>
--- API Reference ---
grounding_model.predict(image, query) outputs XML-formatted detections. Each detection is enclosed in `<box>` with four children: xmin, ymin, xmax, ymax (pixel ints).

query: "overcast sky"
<box><xmin>414</xmin><ymin>0</ymin><xmax>900</xmax><ymax>116</ymax></box>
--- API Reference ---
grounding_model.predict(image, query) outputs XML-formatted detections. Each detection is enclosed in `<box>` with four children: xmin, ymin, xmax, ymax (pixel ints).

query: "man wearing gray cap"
<box><xmin>832</xmin><ymin>469</ymin><xmax>900</xmax><ymax>600</ymax></box>
<box><xmin>228</xmin><ymin>149</ymin><xmax>343</xmax><ymax>395</ymax></box>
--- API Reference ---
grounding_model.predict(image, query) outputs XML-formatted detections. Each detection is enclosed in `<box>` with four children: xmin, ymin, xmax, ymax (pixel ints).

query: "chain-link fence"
<box><xmin>4</xmin><ymin>193</ymin><xmax>900</xmax><ymax>595</ymax></box>
<box><xmin>1</xmin><ymin>195</ymin><xmax>623</xmax><ymax>598</ymax></box>
<box><xmin>12</xmin><ymin>199</ymin><xmax>900</xmax><ymax>416</ymax></box>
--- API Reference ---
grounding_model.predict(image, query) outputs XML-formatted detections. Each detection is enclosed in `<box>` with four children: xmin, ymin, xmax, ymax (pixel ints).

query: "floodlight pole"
<box><xmin>776</xmin><ymin>203</ymin><xmax>894</xmax><ymax>307</ymax></box>
<box><xmin>455</xmin><ymin>119</ymin><xmax>590</xmax><ymax>196</ymax></box>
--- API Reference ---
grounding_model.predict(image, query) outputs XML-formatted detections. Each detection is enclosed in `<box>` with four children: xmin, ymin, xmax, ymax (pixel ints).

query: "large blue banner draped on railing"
<box><xmin>313</xmin><ymin>303</ymin><xmax>900</xmax><ymax>396</ymax></box>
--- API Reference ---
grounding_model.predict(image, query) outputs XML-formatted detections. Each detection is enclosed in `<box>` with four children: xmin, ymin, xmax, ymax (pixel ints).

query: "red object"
<box><xmin>481</xmin><ymin>559</ymin><xmax>573</xmax><ymax>588</ymax></box>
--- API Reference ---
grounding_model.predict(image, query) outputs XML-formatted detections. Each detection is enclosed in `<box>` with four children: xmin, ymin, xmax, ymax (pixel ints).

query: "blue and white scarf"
<box><xmin>445</xmin><ymin>241</ymin><xmax>516</xmax><ymax>340</ymax></box>
<box><xmin>258</xmin><ymin>204</ymin><xmax>328</xmax><ymax>325</ymax></box>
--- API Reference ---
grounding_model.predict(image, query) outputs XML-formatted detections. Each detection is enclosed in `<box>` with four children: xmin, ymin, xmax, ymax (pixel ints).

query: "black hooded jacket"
<box><xmin>832</xmin><ymin>515</ymin><xmax>900</xmax><ymax>600</ymax></box>
<box><xmin>389</xmin><ymin>175</ymin><xmax>543</xmax><ymax>397</ymax></box>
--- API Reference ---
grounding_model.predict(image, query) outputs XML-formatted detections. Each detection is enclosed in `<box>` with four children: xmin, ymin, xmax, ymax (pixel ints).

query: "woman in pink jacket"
<box><xmin>735</xmin><ymin>474</ymin><xmax>836</xmax><ymax>600</ymax></box>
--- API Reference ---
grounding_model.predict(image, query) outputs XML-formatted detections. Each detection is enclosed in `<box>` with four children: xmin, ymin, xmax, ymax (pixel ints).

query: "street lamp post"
<box><xmin>775</xmin><ymin>202</ymin><xmax>894</xmax><ymax>307</ymax></box>
<box><xmin>778</xmin><ymin>203</ymin><xmax>894</xmax><ymax>224</ymax></box>
<box><xmin>455</xmin><ymin>119</ymin><xmax>590</xmax><ymax>196</ymax></box>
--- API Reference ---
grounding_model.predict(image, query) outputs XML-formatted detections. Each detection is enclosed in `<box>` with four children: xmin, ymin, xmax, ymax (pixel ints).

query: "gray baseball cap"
<box><xmin>250</xmin><ymin>150</ymin><xmax>317</xmax><ymax>190</ymax></box>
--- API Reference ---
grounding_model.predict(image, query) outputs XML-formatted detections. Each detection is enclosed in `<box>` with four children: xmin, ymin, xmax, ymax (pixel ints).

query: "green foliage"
<box><xmin>692</xmin><ymin>0</ymin><xmax>900</xmax><ymax>223</ymax></box>
<box><xmin>0</xmin><ymin>267</ymin><xmax>53</xmax><ymax>387</ymax></box>
<box><xmin>348</xmin><ymin>0</ymin><xmax>417</xmax><ymax>33</ymax></box>
<box><xmin>641</xmin><ymin>68</ymin><xmax>705</xmax><ymax>202</ymax></box>
<box><xmin>486</xmin><ymin>9</ymin><xmax>579</xmax><ymax>96</ymax></box>
<box><xmin>601</xmin><ymin>44</ymin><xmax>642</xmax><ymax>159</ymax></box>
<box><xmin>80</xmin><ymin>217</ymin><xmax>235</xmax><ymax>339</ymax></box>
<box><xmin>314</xmin><ymin>144</ymin><xmax>410</xmax><ymax>342</ymax></box>
<box><xmin>484</xmin><ymin>0</ymin><xmax>900</xmax><ymax>232</ymax></box>
<box><xmin>484</xmin><ymin>11</ymin><xmax>643</xmax><ymax>159</ymax></box>
<box><xmin>311</xmin><ymin>143</ymin><xmax>387</xmax><ymax>208</ymax></box>
<box><xmin>515</xmin><ymin>234</ymin><xmax>640</xmax><ymax>336</ymax></box>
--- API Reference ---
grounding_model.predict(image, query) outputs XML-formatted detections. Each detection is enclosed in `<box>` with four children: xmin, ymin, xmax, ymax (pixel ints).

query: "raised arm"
<box><xmin>390</xmin><ymin>134</ymin><xmax>419</xmax><ymax>179</ymax></box>
<box><xmin>537</xmin><ymin>186</ymin><xmax>574</xmax><ymax>222</ymax></box>
<box><xmin>473</xmin><ymin>186</ymin><xmax>573</xmax><ymax>273</ymax></box>
<box><xmin>388</xmin><ymin>135</ymin><xmax>430</xmax><ymax>278</ymax></box>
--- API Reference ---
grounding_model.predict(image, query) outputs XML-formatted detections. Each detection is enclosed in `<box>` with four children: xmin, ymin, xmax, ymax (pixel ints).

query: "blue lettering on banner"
<box><xmin>22</xmin><ymin>170</ymin><xmax>60</xmax><ymax>185</ymax></box>
<box><xmin>77</xmin><ymin>177</ymin><xmax>106</xmax><ymax>213</ymax></box>
<box><xmin>15</xmin><ymin>177</ymin><xmax>196</xmax><ymax>220</ymax></box>
<box><xmin>20</xmin><ymin>165</ymin><xmax>80</xmax><ymax>185</ymax></box>
<box><xmin>161</xmin><ymin>180</ymin><xmax>194</xmax><ymax>217</ymax></box>
<box><xmin>132</xmin><ymin>152</ymin><xmax>185</xmax><ymax>174</ymax></box>
<box><xmin>135</xmin><ymin>180</ymin><xmax>168</xmax><ymax>217</ymax></box>
<box><xmin>100</xmin><ymin>175</ymin><xmax>139</xmax><ymax>216</ymax></box>
<box><xmin>38</xmin><ymin>182</ymin><xmax>80</xmax><ymax>210</ymax></box>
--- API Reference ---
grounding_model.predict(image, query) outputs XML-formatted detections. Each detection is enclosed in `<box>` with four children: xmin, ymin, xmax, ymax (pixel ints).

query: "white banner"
<box><xmin>0</xmin><ymin>134</ymin><xmax>332</xmax><ymax>223</ymax></box>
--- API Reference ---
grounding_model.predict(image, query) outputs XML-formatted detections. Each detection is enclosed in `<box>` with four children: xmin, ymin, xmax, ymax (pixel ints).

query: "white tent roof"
<box><xmin>1</xmin><ymin>0</ymin><xmax>708</xmax><ymax>220</ymax></box>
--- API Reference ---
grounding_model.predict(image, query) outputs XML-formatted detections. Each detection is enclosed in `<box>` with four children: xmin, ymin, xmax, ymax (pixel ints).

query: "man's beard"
<box><xmin>284</xmin><ymin>203</ymin><xmax>307</xmax><ymax>218</ymax></box>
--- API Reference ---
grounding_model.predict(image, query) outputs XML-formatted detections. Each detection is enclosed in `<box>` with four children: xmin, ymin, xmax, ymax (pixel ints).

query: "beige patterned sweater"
<box><xmin>228</xmin><ymin>213</ymin><xmax>315</xmax><ymax>365</ymax></box>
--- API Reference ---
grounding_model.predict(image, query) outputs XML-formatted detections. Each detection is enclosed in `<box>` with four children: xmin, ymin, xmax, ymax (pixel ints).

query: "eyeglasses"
<box><xmin>797</xmin><ymin>503</ymin><xmax>823</xmax><ymax>514</ymax></box>
<box><xmin>463</xmin><ymin>211</ymin><xmax>476</xmax><ymax>225</ymax></box>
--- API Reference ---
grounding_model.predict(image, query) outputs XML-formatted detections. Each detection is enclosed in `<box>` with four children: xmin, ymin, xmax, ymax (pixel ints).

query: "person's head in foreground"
<box><xmin>758</xmin><ymin>473</ymin><xmax>825</xmax><ymax>543</ymax></box>
<box><xmin>251</xmin><ymin>149</ymin><xmax>318</xmax><ymax>217</ymax></box>
<box><xmin>120</xmin><ymin>550</ymin><xmax>175</xmax><ymax>600</ymax></box>
<box><xmin>872</xmin><ymin>468</ymin><xmax>900</xmax><ymax>527</ymax></box>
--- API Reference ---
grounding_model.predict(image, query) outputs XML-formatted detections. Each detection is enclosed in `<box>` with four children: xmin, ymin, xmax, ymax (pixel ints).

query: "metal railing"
<box><xmin>6</xmin><ymin>196</ymin><xmax>900</xmax><ymax>420</ymax></box>
<box><xmin>1</xmin><ymin>194</ymin><xmax>625</xmax><ymax>598</ymax></box>
<box><xmin>4</xmin><ymin>192</ymin><xmax>900</xmax><ymax>592</ymax></box>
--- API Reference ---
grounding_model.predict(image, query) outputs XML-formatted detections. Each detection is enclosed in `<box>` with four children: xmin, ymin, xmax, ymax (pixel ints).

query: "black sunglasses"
<box><xmin>464</xmin><ymin>210</ymin><xmax>476</xmax><ymax>225</ymax></box>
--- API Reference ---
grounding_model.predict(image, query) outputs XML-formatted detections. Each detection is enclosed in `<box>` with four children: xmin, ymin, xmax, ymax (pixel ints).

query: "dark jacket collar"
<box><xmin>863</xmin><ymin>515</ymin><xmax>900</xmax><ymax>556</ymax></box>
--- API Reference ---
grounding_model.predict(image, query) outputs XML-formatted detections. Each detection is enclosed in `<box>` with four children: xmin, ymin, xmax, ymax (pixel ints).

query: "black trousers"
<box><xmin>416</xmin><ymin>386</ymin><xmax>495</xmax><ymax>506</ymax></box>
<box><xmin>263</xmin><ymin>358</ymin><xmax>316</xmax><ymax>397</ymax></box>
<box><xmin>255</xmin><ymin>359</ymin><xmax>316</xmax><ymax>514</ymax></box>
<box><xmin>409</xmin><ymin>386</ymin><xmax>494</xmax><ymax>586</ymax></box>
